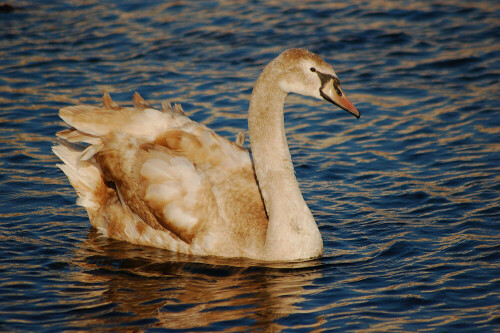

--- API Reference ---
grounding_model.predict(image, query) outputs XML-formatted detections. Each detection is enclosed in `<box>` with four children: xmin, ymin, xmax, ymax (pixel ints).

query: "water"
<box><xmin>1</xmin><ymin>0</ymin><xmax>499</xmax><ymax>331</ymax></box>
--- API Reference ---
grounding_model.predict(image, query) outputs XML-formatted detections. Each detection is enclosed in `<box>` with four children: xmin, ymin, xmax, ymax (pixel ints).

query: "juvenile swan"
<box><xmin>53</xmin><ymin>49</ymin><xmax>359</xmax><ymax>261</ymax></box>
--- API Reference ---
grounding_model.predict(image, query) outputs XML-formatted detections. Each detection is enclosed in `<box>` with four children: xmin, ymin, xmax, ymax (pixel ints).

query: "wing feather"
<box><xmin>55</xmin><ymin>93</ymin><xmax>267</xmax><ymax>257</ymax></box>
<box><xmin>95</xmin><ymin>134</ymin><xmax>222</xmax><ymax>244</ymax></box>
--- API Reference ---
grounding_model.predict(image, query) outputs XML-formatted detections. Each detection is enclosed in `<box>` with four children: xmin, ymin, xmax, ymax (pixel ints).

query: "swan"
<box><xmin>53</xmin><ymin>48</ymin><xmax>359</xmax><ymax>261</ymax></box>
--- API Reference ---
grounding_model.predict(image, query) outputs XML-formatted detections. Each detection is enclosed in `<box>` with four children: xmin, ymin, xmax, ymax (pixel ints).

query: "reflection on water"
<box><xmin>69</xmin><ymin>231</ymin><xmax>323</xmax><ymax>331</ymax></box>
<box><xmin>0</xmin><ymin>0</ymin><xmax>499</xmax><ymax>331</ymax></box>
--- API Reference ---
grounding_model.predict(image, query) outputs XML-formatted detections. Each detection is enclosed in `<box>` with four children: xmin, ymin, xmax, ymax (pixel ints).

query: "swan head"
<box><xmin>277</xmin><ymin>49</ymin><xmax>360</xmax><ymax>118</ymax></box>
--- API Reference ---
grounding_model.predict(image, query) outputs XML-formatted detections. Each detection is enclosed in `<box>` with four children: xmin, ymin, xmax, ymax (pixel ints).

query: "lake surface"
<box><xmin>1</xmin><ymin>0</ymin><xmax>499</xmax><ymax>331</ymax></box>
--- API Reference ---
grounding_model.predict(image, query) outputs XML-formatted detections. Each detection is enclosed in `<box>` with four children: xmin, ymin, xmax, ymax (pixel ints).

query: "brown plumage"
<box><xmin>53</xmin><ymin>49</ymin><xmax>359</xmax><ymax>261</ymax></box>
<box><xmin>54</xmin><ymin>92</ymin><xmax>268</xmax><ymax>258</ymax></box>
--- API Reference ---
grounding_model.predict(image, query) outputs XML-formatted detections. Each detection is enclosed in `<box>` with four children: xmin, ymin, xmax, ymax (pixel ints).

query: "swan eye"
<box><xmin>310</xmin><ymin>67</ymin><xmax>316</xmax><ymax>72</ymax></box>
<box><xmin>335</xmin><ymin>85</ymin><xmax>342</xmax><ymax>96</ymax></box>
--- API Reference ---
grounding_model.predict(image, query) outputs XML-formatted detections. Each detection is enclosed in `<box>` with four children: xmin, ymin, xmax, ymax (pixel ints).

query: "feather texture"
<box><xmin>54</xmin><ymin>49</ymin><xmax>359</xmax><ymax>260</ymax></box>
<box><xmin>55</xmin><ymin>92</ymin><xmax>267</xmax><ymax>258</ymax></box>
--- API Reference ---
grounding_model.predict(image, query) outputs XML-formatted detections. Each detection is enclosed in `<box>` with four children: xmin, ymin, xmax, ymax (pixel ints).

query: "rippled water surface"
<box><xmin>1</xmin><ymin>0</ymin><xmax>499</xmax><ymax>331</ymax></box>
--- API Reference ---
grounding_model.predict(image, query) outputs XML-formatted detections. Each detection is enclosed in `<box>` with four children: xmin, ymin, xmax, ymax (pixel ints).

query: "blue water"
<box><xmin>1</xmin><ymin>0</ymin><xmax>499</xmax><ymax>331</ymax></box>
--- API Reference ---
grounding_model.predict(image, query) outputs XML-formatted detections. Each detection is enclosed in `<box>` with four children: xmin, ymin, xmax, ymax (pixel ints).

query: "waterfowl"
<box><xmin>53</xmin><ymin>48</ymin><xmax>359</xmax><ymax>261</ymax></box>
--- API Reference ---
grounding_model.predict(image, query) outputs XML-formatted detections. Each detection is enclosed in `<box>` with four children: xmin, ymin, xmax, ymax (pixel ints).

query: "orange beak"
<box><xmin>320</xmin><ymin>79</ymin><xmax>360</xmax><ymax>119</ymax></box>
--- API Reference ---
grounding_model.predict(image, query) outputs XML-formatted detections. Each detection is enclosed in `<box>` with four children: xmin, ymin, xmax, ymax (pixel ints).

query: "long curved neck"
<box><xmin>248</xmin><ymin>65</ymin><xmax>322</xmax><ymax>260</ymax></box>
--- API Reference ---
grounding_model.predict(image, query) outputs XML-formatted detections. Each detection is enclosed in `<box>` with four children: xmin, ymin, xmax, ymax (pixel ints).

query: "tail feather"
<box><xmin>59</xmin><ymin>105</ymin><xmax>120</xmax><ymax>137</ymax></box>
<box><xmin>52</xmin><ymin>142</ymin><xmax>106</xmax><ymax>212</ymax></box>
<box><xmin>54</xmin><ymin>92</ymin><xmax>191</xmax><ymax>226</ymax></box>
<box><xmin>132</xmin><ymin>92</ymin><xmax>151</xmax><ymax>110</ymax></box>
<box><xmin>103</xmin><ymin>91</ymin><xmax>121</xmax><ymax>110</ymax></box>
<box><xmin>56</xmin><ymin>128</ymin><xmax>102</xmax><ymax>145</ymax></box>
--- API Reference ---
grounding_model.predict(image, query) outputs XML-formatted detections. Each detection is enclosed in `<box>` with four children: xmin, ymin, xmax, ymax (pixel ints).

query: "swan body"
<box><xmin>53</xmin><ymin>49</ymin><xmax>359</xmax><ymax>261</ymax></box>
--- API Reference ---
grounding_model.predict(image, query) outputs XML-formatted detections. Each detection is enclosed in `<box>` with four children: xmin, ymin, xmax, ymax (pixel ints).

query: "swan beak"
<box><xmin>320</xmin><ymin>80</ymin><xmax>360</xmax><ymax>119</ymax></box>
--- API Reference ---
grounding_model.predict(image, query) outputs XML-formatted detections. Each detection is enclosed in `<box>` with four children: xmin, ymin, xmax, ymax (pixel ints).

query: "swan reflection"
<box><xmin>67</xmin><ymin>229</ymin><xmax>324</xmax><ymax>331</ymax></box>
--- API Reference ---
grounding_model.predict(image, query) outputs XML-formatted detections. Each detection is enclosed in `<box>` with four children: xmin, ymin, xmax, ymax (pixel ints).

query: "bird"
<box><xmin>53</xmin><ymin>48</ymin><xmax>360</xmax><ymax>261</ymax></box>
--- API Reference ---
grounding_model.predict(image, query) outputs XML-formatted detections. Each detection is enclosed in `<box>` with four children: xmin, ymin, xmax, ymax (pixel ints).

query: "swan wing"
<box><xmin>55</xmin><ymin>93</ymin><xmax>267</xmax><ymax>256</ymax></box>
<box><xmin>95</xmin><ymin>134</ymin><xmax>223</xmax><ymax>245</ymax></box>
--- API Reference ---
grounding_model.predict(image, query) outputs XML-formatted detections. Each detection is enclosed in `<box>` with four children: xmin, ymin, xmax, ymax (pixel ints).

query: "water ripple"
<box><xmin>0</xmin><ymin>0</ymin><xmax>499</xmax><ymax>331</ymax></box>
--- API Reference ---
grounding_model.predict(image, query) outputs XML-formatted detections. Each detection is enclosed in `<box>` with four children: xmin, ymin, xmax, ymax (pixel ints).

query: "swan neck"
<box><xmin>248</xmin><ymin>65</ymin><xmax>322</xmax><ymax>260</ymax></box>
<box><xmin>248</xmin><ymin>73</ymin><xmax>294</xmax><ymax>213</ymax></box>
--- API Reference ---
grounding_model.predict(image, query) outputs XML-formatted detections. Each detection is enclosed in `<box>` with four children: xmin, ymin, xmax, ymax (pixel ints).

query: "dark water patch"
<box><xmin>416</xmin><ymin>56</ymin><xmax>482</xmax><ymax>71</ymax></box>
<box><xmin>1</xmin><ymin>0</ymin><xmax>499</xmax><ymax>331</ymax></box>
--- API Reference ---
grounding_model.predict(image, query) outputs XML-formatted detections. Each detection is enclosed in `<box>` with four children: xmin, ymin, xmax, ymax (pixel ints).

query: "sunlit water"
<box><xmin>1</xmin><ymin>0</ymin><xmax>499</xmax><ymax>331</ymax></box>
